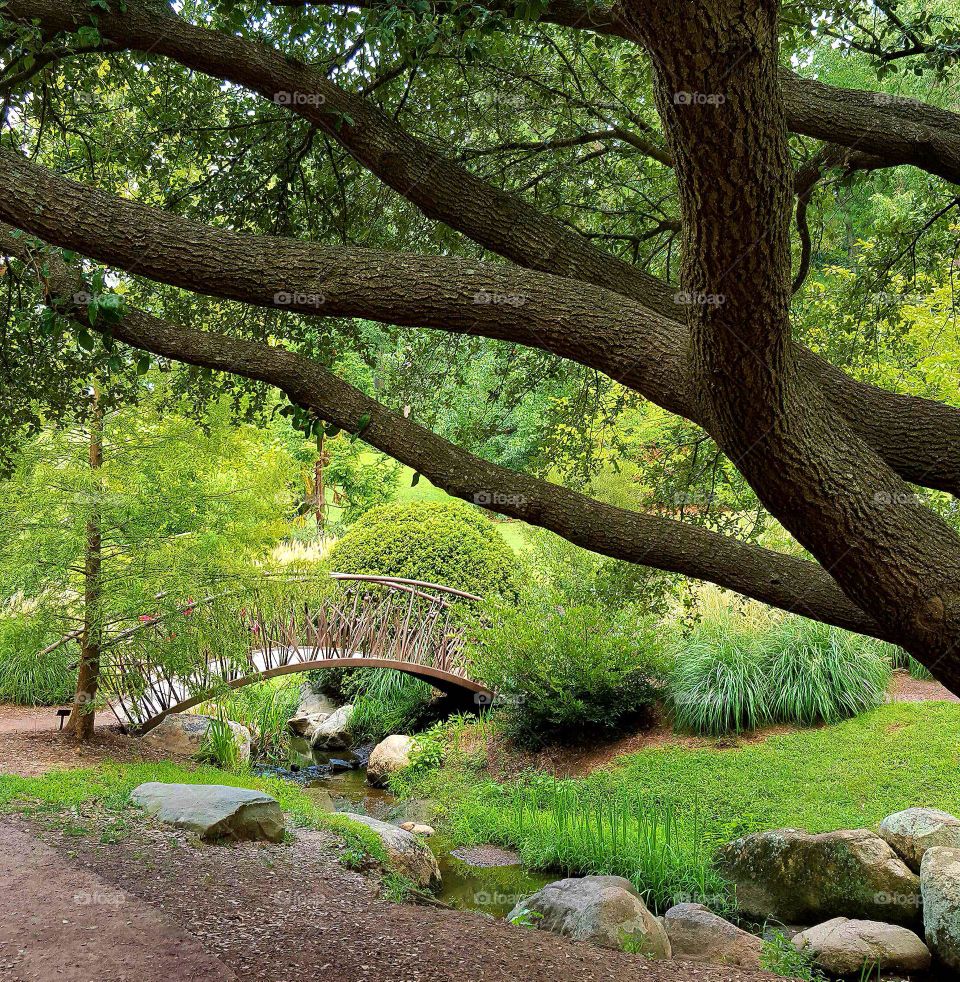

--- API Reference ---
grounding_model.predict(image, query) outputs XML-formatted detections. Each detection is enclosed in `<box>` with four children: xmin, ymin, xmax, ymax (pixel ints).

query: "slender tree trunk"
<box><xmin>65</xmin><ymin>392</ymin><xmax>104</xmax><ymax>741</ymax></box>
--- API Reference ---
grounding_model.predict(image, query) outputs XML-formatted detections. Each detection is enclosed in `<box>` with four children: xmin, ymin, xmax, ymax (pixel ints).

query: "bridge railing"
<box><xmin>99</xmin><ymin>573</ymin><xmax>483</xmax><ymax>732</ymax></box>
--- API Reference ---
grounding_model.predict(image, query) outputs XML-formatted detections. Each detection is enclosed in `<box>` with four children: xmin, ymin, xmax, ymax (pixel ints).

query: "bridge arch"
<box><xmin>101</xmin><ymin>574</ymin><xmax>493</xmax><ymax>734</ymax></box>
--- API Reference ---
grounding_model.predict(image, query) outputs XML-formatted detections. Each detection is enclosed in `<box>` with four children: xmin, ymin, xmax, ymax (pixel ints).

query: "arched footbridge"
<box><xmin>99</xmin><ymin>573</ymin><xmax>493</xmax><ymax>734</ymax></box>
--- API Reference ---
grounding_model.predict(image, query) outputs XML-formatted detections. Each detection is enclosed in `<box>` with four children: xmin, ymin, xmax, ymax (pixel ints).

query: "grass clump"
<box><xmin>346</xmin><ymin>669</ymin><xmax>437</xmax><ymax>744</ymax></box>
<box><xmin>0</xmin><ymin>611</ymin><xmax>74</xmax><ymax>705</ymax></box>
<box><xmin>761</xmin><ymin>932</ymin><xmax>825</xmax><ymax>980</ymax></box>
<box><xmin>668</xmin><ymin>608</ymin><xmax>892</xmax><ymax>736</ymax></box>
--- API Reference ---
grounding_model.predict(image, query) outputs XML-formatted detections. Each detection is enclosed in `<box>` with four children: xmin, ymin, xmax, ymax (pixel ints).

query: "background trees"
<box><xmin>0</xmin><ymin>387</ymin><xmax>295</xmax><ymax>726</ymax></box>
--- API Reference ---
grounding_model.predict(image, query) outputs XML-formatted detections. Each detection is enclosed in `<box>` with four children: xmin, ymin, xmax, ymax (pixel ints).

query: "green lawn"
<box><xmin>408</xmin><ymin>702</ymin><xmax>960</xmax><ymax>855</ymax></box>
<box><xmin>0</xmin><ymin>759</ymin><xmax>389</xmax><ymax>861</ymax></box>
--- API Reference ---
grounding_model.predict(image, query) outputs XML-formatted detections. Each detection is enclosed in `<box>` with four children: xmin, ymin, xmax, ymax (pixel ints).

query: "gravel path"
<box><xmin>0</xmin><ymin>814</ymin><xmax>792</xmax><ymax>982</ymax></box>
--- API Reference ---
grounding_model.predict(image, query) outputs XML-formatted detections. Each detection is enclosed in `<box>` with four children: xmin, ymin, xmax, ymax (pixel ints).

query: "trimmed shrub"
<box><xmin>668</xmin><ymin>610</ymin><xmax>893</xmax><ymax>736</ymax></box>
<box><xmin>468</xmin><ymin>594</ymin><xmax>665</xmax><ymax>748</ymax></box>
<box><xmin>328</xmin><ymin>501</ymin><xmax>518</xmax><ymax>598</ymax></box>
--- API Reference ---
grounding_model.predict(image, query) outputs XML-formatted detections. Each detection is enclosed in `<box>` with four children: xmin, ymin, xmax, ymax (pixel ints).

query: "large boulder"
<box><xmin>339</xmin><ymin>812</ymin><xmax>441</xmax><ymax>890</ymax></box>
<box><xmin>508</xmin><ymin>876</ymin><xmax>671</xmax><ymax>956</ymax></box>
<box><xmin>367</xmin><ymin>735</ymin><xmax>416</xmax><ymax>787</ymax></box>
<box><xmin>717</xmin><ymin>828</ymin><xmax>920</xmax><ymax>925</ymax></box>
<box><xmin>130</xmin><ymin>782</ymin><xmax>285</xmax><ymax>843</ymax></box>
<box><xmin>310</xmin><ymin>704</ymin><xmax>354</xmax><ymax>750</ymax></box>
<box><xmin>880</xmin><ymin>808</ymin><xmax>960</xmax><ymax>873</ymax></box>
<box><xmin>663</xmin><ymin>903</ymin><xmax>762</xmax><ymax>968</ymax></box>
<box><xmin>140</xmin><ymin>713</ymin><xmax>252</xmax><ymax>764</ymax></box>
<box><xmin>793</xmin><ymin>917</ymin><xmax>931</xmax><ymax>975</ymax></box>
<box><xmin>921</xmin><ymin>846</ymin><xmax>960</xmax><ymax>969</ymax></box>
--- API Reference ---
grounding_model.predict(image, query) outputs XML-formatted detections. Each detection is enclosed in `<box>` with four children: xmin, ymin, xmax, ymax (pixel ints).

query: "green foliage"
<box><xmin>467</xmin><ymin>593</ymin><xmax>665</xmax><ymax>748</ymax></box>
<box><xmin>347</xmin><ymin>670</ymin><xmax>437</xmax><ymax>744</ymax></box>
<box><xmin>379</xmin><ymin>872</ymin><xmax>419</xmax><ymax>903</ymax></box>
<box><xmin>196</xmin><ymin>715</ymin><xmax>244</xmax><ymax>772</ymax></box>
<box><xmin>0</xmin><ymin>609</ymin><xmax>74</xmax><ymax>705</ymax></box>
<box><xmin>430</xmin><ymin>772</ymin><xmax>730</xmax><ymax>915</ymax></box>
<box><xmin>328</xmin><ymin>501</ymin><xmax>518</xmax><ymax>598</ymax></box>
<box><xmin>204</xmin><ymin>678</ymin><xmax>301</xmax><ymax>767</ymax></box>
<box><xmin>520</xmin><ymin>526</ymin><xmax>679</xmax><ymax>617</ymax></box>
<box><xmin>668</xmin><ymin>609</ymin><xmax>893</xmax><ymax>736</ymax></box>
<box><xmin>761</xmin><ymin>932</ymin><xmax>825</xmax><ymax>981</ymax></box>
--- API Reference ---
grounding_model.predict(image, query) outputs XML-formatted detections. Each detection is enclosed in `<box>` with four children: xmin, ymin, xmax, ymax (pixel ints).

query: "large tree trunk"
<box><xmin>64</xmin><ymin>392</ymin><xmax>104</xmax><ymax>741</ymax></box>
<box><xmin>621</xmin><ymin>0</ymin><xmax>960</xmax><ymax>675</ymax></box>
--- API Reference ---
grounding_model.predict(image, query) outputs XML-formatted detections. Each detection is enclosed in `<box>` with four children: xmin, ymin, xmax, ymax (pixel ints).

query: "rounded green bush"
<box><xmin>468</xmin><ymin>594</ymin><xmax>665</xmax><ymax>748</ymax></box>
<box><xmin>328</xmin><ymin>501</ymin><xmax>518</xmax><ymax>598</ymax></box>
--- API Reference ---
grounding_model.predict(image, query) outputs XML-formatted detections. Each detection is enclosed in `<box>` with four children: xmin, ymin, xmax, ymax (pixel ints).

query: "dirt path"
<box><xmin>1</xmin><ymin>814</ymin><xmax>789</xmax><ymax>982</ymax></box>
<box><xmin>0</xmin><ymin>707</ymin><xmax>58</xmax><ymax>735</ymax></box>
<box><xmin>0</xmin><ymin>822</ymin><xmax>236</xmax><ymax>981</ymax></box>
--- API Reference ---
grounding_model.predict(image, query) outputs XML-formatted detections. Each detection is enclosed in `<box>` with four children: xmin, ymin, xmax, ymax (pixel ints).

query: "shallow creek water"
<box><xmin>269</xmin><ymin>739</ymin><xmax>552</xmax><ymax>917</ymax></box>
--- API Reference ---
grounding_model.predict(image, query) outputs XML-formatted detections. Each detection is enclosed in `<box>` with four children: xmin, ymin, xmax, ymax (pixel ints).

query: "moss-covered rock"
<box><xmin>717</xmin><ymin>828</ymin><xmax>920</xmax><ymax>925</ymax></box>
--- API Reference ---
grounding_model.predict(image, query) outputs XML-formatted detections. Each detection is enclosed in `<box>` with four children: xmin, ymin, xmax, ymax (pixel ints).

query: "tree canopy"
<box><xmin>2</xmin><ymin>0</ymin><xmax>960</xmax><ymax>683</ymax></box>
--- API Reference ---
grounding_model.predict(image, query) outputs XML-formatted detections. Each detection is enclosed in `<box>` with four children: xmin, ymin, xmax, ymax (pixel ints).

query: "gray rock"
<box><xmin>287</xmin><ymin>710</ymin><xmax>330</xmax><ymax>740</ymax></box>
<box><xmin>140</xmin><ymin>713</ymin><xmax>251</xmax><ymax>764</ymax></box>
<box><xmin>793</xmin><ymin>917</ymin><xmax>931</xmax><ymax>975</ymax></box>
<box><xmin>921</xmin><ymin>846</ymin><xmax>960</xmax><ymax>969</ymax></box>
<box><xmin>717</xmin><ymin>828</ymin><xmax>920</xmax><ymax>926</ymax></box>
<box><xmin>367</xmin><ymin>734</ymin><xmax>416</xmax><ymax>787</ymax></box>
<box><xmin>339</xmin><ymin>812</ymin><xmax>441</xmax><ymax>890</ymax></box>
<box><xmin>297</xmin><ymin>685</ymin><xmax>338</xmax><ymax>717</ymax></box>
<box><xmin>310</xmin><ymin>703</ymin><xmax>354</xmax><ymax>750</ymax></box>
<box><xmin>508</xmin><ymin>875</ymin><xmax>671</xmax><ymax>956</ymax></box>
<box><xmin>880</xmin><ymin>807</ymin><xmax>960</xmax><ymax>872</ymax></box>
<box><xmin>130</xmin><ymin>782</ymin><xmax>284</xmax><ymax>843</ymax></box>
<box><xmin>664</xmin><ymin>903</ymin><xmax>762</xmax><ymax>968</ymax></box>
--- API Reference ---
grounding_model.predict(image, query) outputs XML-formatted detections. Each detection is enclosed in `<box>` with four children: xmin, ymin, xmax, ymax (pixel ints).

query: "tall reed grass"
<box><xmin>452</xmin><ymin>776</ymin><xmax>731</xmax><ymax>915</ymax></box>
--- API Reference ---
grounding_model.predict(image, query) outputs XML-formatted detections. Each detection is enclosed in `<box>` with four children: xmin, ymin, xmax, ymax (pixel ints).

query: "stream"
<box><xmin>267</xmin><ymin>738</ymin><xmax>552</xmax><ymax>917</ymax></box>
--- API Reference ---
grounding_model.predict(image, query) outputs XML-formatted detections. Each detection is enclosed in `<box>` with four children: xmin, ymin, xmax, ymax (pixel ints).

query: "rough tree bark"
<box><xmin>64</xmin><ymin>390</ymin><xmax>103</xmax><ymax>740</ymax></box>
<box><xmin>620</xmin><ymin>0</ymin><xmax>960</xmax><ymax>676</ymax></box>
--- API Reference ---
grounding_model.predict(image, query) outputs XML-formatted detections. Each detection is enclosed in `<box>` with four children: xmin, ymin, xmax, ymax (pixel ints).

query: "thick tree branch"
<box><xmin>4</xmin><ymin>1</ymin><xmax>960</xmax><ymax>502</ymax></box>
<box><xmin>0</xmin><ymin>147</ymin><xmax>691</xmax><ymax>414</ymax></box>
<box><xmin>1</xmin><ymin>224</ymin><xmax>890</xmax><ymax>641</ymax></box>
